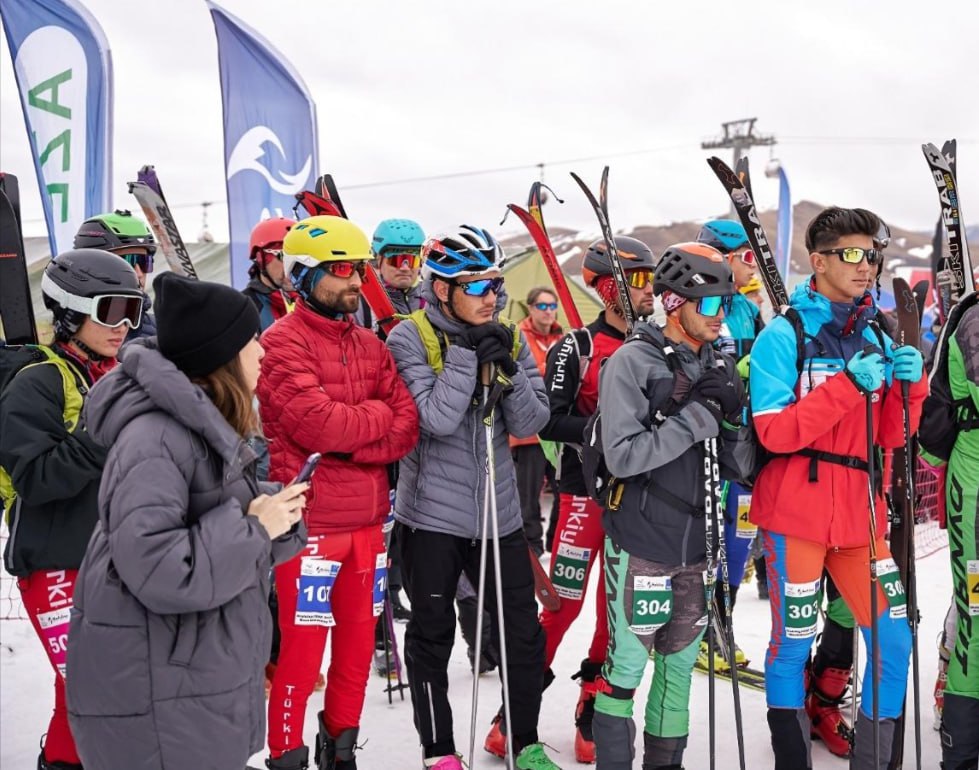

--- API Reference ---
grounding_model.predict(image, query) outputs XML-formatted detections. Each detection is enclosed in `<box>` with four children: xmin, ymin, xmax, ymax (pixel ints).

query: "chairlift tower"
<box><xmin>702</xmin><ymin>118</ymin><xmax>777</xmax><ymax>218</ymax></box>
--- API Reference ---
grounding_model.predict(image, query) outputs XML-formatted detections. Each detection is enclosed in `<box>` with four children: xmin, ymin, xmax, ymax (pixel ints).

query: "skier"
<box><xmin>749</xmin><ymin>207</ymin><xmax>926</xmax><ymax>769</ymax></box>
<box><xmin>694</xmin><ymin>219</ymin><xmax>763</xmax><ymax>673</ymax></box>
<box><xmin>258</xmin><ymin>215</ymin><xmax>420</xmax><ymax>770</ymax></box>
<box><xmin>385</xmin><ymin>225</ymin><xmax>557</xmax><ymax>770</ymax></box>
<box><xmin>918</xmin><ymin>290</ymin><xmax>979</xmax><ymax>769</ymax></box>
<box><xmin>73</xmin><ymin>210</ymin><xmax>158</xmax><ymax>340</ymax></box>
<box><xmin>510</xmin><ymin>286</ymin><xmax>564</xmax><ymax>557</ymax></box>
<box><xmin>592</xmin><ymin>241</ymin><xmax>752</xmax><ymax>770</ymax></box>
<box><xmin>515</xmin><ymin>236</ymin><xmax>655</xmax><ymax>764</ymax></box>
<box><xmin>65</xmin><ymin>274</ymin><xmax>307</xmax><ymax>770</ymax></box>
<box><xmin>0</xmin><ymin>249</ymin><xmax>143</xmax><ymax>770</ymax></box>
<box><xmin>242</xmin><ymin>216</ymin><xmax>298</xmax><ymax>330</ymax></box>
<box><xmin>355</xmin><ymin>217</ymin><xmax>427</xmax><ymax>330</ymax></box>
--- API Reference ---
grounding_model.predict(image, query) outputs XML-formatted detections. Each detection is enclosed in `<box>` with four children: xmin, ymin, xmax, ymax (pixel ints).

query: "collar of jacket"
<box><xmin>519</xmin><ymin>316</ymin><xmax>562</xmax><ymax>342</ymax></box>
<box><xmin>294</xmin><ymin>298</ymin><xmax>357</xmax><ymax>339</ymax></box>
<box><xmin>792</xmin><ymin>278</ymin><xmax>875</xmax><ymax>339</ymax></box>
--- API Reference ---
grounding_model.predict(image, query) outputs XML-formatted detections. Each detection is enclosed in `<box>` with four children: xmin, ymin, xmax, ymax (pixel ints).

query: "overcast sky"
<box><xmin>2</xmin><ymin>0</ymin><xmax>977</xmax><ymax>250</ymax></box>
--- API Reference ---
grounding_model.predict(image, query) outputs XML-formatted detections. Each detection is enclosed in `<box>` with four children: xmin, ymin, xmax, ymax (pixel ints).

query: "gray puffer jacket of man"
<box><xmin>386</xmin><ymin>282</ymin><xmax>549</xmax><ymax>539</ymax></box>
<box><xmin>66</xmin><ymin>339</ymin><xmax>305</xmax><ymax>770</ymax></box>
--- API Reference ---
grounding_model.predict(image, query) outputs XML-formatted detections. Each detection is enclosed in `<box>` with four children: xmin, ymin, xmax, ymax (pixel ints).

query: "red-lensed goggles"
<box><xmin>382</xmin><ymin>251</ymin><xmax>422</xmax><ymax>270</ymax></box>
<box><xmin>736</xmin><ymin>249</ymin><xmax>756</xmax><ymax>266</ymax></box>
<box><xmin>323</xmin><ymin>261</ymin><xmax>368</xmax><ymax>279</ymax></box>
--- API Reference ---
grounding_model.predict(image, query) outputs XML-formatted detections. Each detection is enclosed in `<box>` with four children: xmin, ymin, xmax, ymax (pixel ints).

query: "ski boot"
<box><xmin>484</xmin><ymin>712</ymin><xmax>506</xmax><ymax>758</ymax></box>
<box><xmin>37</xmin><ymin>755</ymin><xmax>83</xmax><ymax>770</ymax></box>
<box><xmin>805</xmin><ymin>665</ymin><xmax>853</xmax><ymax>757</ymax></box>
<box><xmin>934</xmin><ymin>638</ymin><xmax>950</xmax><ymax>730</ymax></box>
<box><xmin>265</xmin><ymin>746</ymin><xmax>309</xmax><ymax>770</ymax></box>
<box><xmin>373</xmin><ymin>642</ymin><xmax>396</xmax><ymax>679</ymax></box>
<box><xmin>424</xmin><ymin>755</ymin><xmax>464</xmax><ymax>769</ymax></box>
<box><xmin>695</xmin><ymin>639</ymin><xmax>733</xmax><ymax>673</ymax></box>
<box><xmin>571</xmin><ymin>659</ymin><xmax>602</xmax><ymax>763</ymax></box>
<box><xmin>514</xmin><ymin>743</ymin><xmax>562</xmax><ymax>769</ymax></box>
<box><xmin>314</xmin><ymin>712</ymin><xmax>358</xmax><ymax>770</ymax></box>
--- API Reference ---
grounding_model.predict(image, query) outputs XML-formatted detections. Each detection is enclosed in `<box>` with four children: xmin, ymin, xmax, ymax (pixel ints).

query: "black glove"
<box><xmin>689</xmin><ymin>365</ymin><xmax>745</xmax><ymax>425</ymax></box>
<box><xmin>476</xmin><ymin>336</ymin><xmax>519</xmax><ymax>376</ymax></box>
<box><xmin>456</xmin><ymin>322</ymin><xmax>508</xmax><ymax>350</ymax></box>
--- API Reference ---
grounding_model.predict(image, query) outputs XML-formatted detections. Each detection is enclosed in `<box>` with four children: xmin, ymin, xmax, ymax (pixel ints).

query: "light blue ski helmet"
<box><xmin>696</xmin><ymin>219</ymin><xmax>749</xmax><ymax>254</ymax></box>
<box><xmin>372</xmin><ymin>219</ymin><xmax>425</xmax><ymax>257</ymax></box>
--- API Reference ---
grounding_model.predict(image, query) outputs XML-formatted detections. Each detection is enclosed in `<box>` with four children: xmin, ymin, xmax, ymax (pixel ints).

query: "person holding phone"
<box><xmin>64</xmin><ymin>274</ymin><xmax>307</xmax><ymax>770</ymax></box>
<box><xmin>258</xmin><ymin>216</ymin><xmax>419</xmax><ymax>770</ymax></box>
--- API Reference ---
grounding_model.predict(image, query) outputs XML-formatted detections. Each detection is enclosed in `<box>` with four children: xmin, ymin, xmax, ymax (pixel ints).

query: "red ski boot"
<box><xmin>572</xmin><ymin>659</ymin><xmax>603</xmax><ymax>764</ymax></box>
<box><xmin>805</xmin><ymin>666</ymin><xmax>854</xmax><ymax>758</ymax></box>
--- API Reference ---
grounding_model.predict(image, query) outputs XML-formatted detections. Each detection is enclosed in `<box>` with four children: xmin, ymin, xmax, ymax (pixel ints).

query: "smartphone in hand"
<box><xmin>290</xmin><ymin>453</ymin><xmax>322</xmax><ymax>486</ymax></box>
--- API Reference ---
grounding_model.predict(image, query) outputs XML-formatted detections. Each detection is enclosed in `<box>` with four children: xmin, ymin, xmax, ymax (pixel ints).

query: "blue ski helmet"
<box><xmin>696</xmin><ymin>219</ymin><xmax>749</xmax><ymax>254</ymax></box>
<box><xmin>422</xmin><ymin>225</ymin><xmax>505</xmax><ymax>279</ymax></box>
<box><xmin>372</xmin><ymin>219</ymin><xmax>425</xmax><ymax>257</ymax></box>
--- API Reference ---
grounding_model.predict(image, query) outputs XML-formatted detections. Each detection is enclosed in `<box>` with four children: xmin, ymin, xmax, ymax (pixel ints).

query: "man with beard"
<box><xmin>257</xmin><ymin>216</ymin><xmax>420</xmax><ymax>770</ymax></box>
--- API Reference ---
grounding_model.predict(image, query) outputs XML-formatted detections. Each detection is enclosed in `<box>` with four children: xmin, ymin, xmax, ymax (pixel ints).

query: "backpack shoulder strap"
<box><xmin>404</xmin><ymin>310</ymin><xmax>449</xmax><ymax>374</ymax></box>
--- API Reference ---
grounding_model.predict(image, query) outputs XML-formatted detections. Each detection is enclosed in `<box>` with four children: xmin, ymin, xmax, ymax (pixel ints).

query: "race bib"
<box><xmin>784</xmin><ymin>580</ymin><xmax>820</xmax><ymax>639</ymax></box>
<box><xmin>875</xmin><ymin>558</ymin><xmax>907</xmax><ymax>619</ymax></box>
<box><xmin>552</xmin><ymin>543</ymin><xmax>591</xmax><ymax>600</ymax></box>
<box><xmin>968</xmin><ymin>561</ymin><xmax>979</xmax><ymax>617</ymax></box>
<box><xmin>735</xmin><ymin>494</ymin><xmax>756</xmax><ymax>539</ymax></box>
<box><xmin>38</xmin><ymin>607</ymin><xmax>71</xmax><ymax>678</ymax></box>
<box><xmin>373</xmin><ymin>551</ymin><xmax>388</xmax><ymax>617</ymax></box>
<box><xmin>295</xmin><ymin>557</ymin><xmax>341</xmax><ymax>627</ymax></box>
<box><xmin>630</xmin><ymin>575</ymin><xmax>672</xmax><ymax>635</ymax></box>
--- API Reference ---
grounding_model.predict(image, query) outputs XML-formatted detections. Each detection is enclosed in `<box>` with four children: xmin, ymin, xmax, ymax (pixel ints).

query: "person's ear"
<box><xmin>810</xmin><ymin>251</ymin><xmax>827</xmax><ymax>275</ymax></box>
<box><xmin>433</xmin><ymin>279</ymin><xmax>450</xmax><ymax>303</ymax></box>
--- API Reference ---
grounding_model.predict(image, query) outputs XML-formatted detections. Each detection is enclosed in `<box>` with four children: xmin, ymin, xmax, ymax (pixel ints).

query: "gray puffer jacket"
<box><xmin>386</xmin><ymin>282</ymin><xmax>549</xmax><ymax>539</ymax></box>
<box><xmin>66</xmin><ymin>339</ymin><xmax>305</xmax><ymax>770</ymax></box>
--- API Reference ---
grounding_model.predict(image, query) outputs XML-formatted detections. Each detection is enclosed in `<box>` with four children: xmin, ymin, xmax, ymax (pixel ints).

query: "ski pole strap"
<box><xmin>795</xmin><ymin>448</ymin><xmax>875</xmax><ymax>482</ymax></box>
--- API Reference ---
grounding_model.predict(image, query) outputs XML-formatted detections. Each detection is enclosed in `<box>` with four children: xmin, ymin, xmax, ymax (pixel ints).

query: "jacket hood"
<box><xmin>85</xmin><ymin>338</ymin><xmax>253</xmax><ymax>469</ymax></box>
<box><xmin>790</xmin><ymin>279</ymin><xmax>878</xmax><ymax>338</ymax></box>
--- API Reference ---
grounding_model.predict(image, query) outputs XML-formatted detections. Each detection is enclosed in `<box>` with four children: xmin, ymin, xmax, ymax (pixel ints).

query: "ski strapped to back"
<box><xmin>504</xmin><ymin>182</ymin><xmax>584</xmax><ymax>328</ymax></box>
<box><xmin>127</xmin><ymin>166</ymin><xmax>198</xmax><ymax>279</ymax></box>
<box><xmin>707</xmin><ymin>157</ymin><xmax>789</xmax><ymax>311</ymax></box>
<box><xmin>0</xmin><ymin>173</ymin><xmax>37</xmax><ymax>345</ymax></box>
<box><xmin>922</xmin><ymin>141</ymin><xmax>974</xmax><ymax>316</ymax></box>
<box><xmin>570</xmin><ymin>167</ymin><xmax>638</xmax><ymax>332</ymax></box>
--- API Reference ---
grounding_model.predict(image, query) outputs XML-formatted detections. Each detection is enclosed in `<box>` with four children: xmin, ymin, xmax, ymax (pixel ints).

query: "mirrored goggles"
<box><xmin>818</xmin><ymin>247</ymin><xmax>883</xmax><ymax>266</ymax></box>
<box><xmin>119</xmin><ymin>251</ymin><xmax>154</xmax><ymax>273</ymax></box>
<box><xmin>382</xmin><ymin>250</ymin><xmax>422</xmax><ymax>270</ymax></box>
<box><xmin>696</xmin><ymin>295</ymin><xmax>733</xmax><ymax>317</ymax></box>
<box><xmin>736</xmin><ymin>249</ymin><xmax>756</xmax><ymax>266</ymax></box>
<box><xmin>533</xmin><ymin>302</ymin><xmax>558</xmax><ymax>311</ymax></box>
<box><xmin>41</xmin><ymin>273</ymin><xmax>143</xmax><ymax>329</ymax></box>
<box><xmin>453</xmin><ymin>276</ymin><xmax>504</xmax><ymax>297</ymax></box>
<box><xmin>626</xmin><ymin>270</ymin><xmax>653</xmax><ymax>289</ymax></box>
<box><xmin>324</xmin><ymin>261</ymin><xmax>368</xmax><ymax>279</ymax></box>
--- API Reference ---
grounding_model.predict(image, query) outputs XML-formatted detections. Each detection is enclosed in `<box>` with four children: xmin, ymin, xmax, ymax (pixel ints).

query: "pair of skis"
<box><xmin>0</xmin><ymin>173</ymin><xmax>37</xmax><ymax>345</ymax></box>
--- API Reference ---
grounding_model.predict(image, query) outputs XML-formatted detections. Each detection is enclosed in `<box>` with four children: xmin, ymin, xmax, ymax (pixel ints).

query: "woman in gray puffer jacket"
<box><xmin>66</xmin><ymin>274</ymin><xmax>307</xmax><ymax>770</ymax></box>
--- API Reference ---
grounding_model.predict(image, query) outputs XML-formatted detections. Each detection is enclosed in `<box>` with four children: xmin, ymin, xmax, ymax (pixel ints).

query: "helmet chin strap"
<box><xmin>68</xmin><ymin>335</ymin><xmax>108</xmax><ymax>362</ymax></box>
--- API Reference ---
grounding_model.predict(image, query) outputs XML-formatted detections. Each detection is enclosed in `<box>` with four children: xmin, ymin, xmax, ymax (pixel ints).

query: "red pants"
<box><xmin>18</xmin><ymin>569</ymin><xmax>79</xmax><ymax>765</ymax></box>
<box><xmin>268</xmin><ymin>526</ymin><xmax>385</xmax><ymax>756</ymax></box>
<box><xmin>541</xmin><ymin>494</ymin><xmax>608</xmax><ymax>667</ymax></box>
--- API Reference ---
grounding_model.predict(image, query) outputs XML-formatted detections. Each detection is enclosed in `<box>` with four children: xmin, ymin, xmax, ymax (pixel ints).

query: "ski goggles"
<box><xmin>260</xmin><ymin>248</ymin><xmax>284</xmax><ymax>262</ymax></box>
<box><xmin>696</xmin><ymin>294</ymin><xmax>734</xmax><ymax>317</ymax></box>
<box><xmin>625</xmin><ymin>269</ymin><xmax>654</xmax><ymax>289</ymax></box>
<box><xmin>323</xmin><ymin>260</ymin><xmax>368</xmax><ymax>279</ymax></box>
<box><xmin>734</xmin><ymin>249</ymin><xmax>756</xmax><ymax>266</ymax></box>
<box><xmin>40</xmin><ymin>274</ymin><xmax>143</xmax><ymax>329</ymax></box>
<box><xmin>533</xmin><ymin>302</ymin><xmax>558</xmax><ymax>311</ymax></box>
<box><xmin>452</xmin><ymin>276</ymin><xmax>505</xmax><ymax>297</ymax></box>
<box><xmin>381</xmin><ymin>250</ymin><xmax>422</xmax><ymax>270</ymax></box>
<box><xmin>818</xmin><ymin>247</ymin><xmax>883</xmax><ymax>266</ymax></box>
<box><xmin>118</xmin><ymin>251</ymin><xmax>154</xmax><ymax>273</ymax></box>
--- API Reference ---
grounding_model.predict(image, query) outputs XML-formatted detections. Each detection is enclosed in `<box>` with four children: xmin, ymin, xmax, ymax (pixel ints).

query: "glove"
<box><xmin>891</xmin><ymin>344</ymin><xmax>923</xmax><ymax>382</ymax></box>
<box><xmin>475</xmin><ymin>336</ymin><xmax>519</xmax><ymax>376</ymax></box>
<box><xmin>845</xmin><ymin>350</ymin><xmax>884</xmax><ymax>394</ymax></box>
<box><xmin>689</xmin><ymin>365</ymin><xmax>745</xmax><ymax>426</ymax></box>
<box><xmin>456</xmin><ymin>322</ymin><xmax>508</xmax><ymax>350</ymax></box>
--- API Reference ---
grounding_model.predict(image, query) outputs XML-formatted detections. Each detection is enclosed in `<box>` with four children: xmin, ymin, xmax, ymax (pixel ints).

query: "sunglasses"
<box><xmin>533</xmin><ymin>302</ymin><xmax>558</xmax><ymax>311</ymax></box>
<box><xmin>383</xmin><ymin>252</ymin><xmax>422</xmax><ymax>270</ymax></box>
<box><xmin>324</xmin><ymin>261</ymin><xmax>368</xmax><ymax>279</ymax></box>
<box><xmin>120</xmin><ymin>252</ymin><xmax>154</xmax><ymax>273</ymax></box>
<box><xmin>817</xmin><ymin>247</ymin><xmax>883</xmax><ymax>266</ymax></box>
<box><xmin>626</xmin><ymin>270</ymin><xmax>653</xmax><ymax>289</ymax></box>
<box><xmin>696</xmin><ymin>295</ymin><xmax>733</xmax><ymax>317</ymax></box>
<box><xmin>452</xmin><ymin>276</ymin><xmax>504</xmax><ymax>297</ymax></box>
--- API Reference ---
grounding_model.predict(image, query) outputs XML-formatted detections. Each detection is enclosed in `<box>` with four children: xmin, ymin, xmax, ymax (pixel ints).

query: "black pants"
<box><xmin>398</xmin><ymin>524</ymin><xmax>545</xmax><ymax>758</ymax></box>
<box><xmin>513</xmin><ymin>444</ymin><xmax>548</xmax><ymax>555</ymax></box>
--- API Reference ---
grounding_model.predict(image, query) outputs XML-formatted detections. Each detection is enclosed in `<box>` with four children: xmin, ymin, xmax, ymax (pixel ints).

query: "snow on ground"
<box><xmin>1</xmin><ymin>506</ymin><xmax>951</xmax><ymax>769</ymax></box>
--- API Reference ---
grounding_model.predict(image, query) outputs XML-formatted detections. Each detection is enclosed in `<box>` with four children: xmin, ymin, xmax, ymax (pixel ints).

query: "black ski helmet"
<box><xmin>74</xmin><ymin>210</ymin><xmax>156</xmax><ymax>255</ymax></box>
<box><xmin>653</xmin><ymin>242</ymin><xmax>735</xmax><ymax>299</ymax></box>
<box><xmin>581</xmin><ymin>236</ymin><xmax>656</xmax><ymax>286</ymax></box>
<box><xmin>42</xmin><ymin>249</ymin><xmax>142</xmax><ymax>339</ymax></box>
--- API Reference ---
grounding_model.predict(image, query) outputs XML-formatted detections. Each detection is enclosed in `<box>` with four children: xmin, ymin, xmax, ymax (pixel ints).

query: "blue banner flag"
<box><xmin>775</xmin><ymin>165</ymin><xmax>792</xmax><ymax>285</ymax></box>
<box><xmin>207</xmin><ymin>1</ymin><xmax>318</xmax><ymax>289</ymax></box>
<box><xmin>0</xmin><ymin>0</ymin><xmax>112</xmax><ymax>257</ymax></box>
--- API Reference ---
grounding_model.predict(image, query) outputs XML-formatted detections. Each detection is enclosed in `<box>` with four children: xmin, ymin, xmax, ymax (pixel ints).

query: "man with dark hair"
<box><xmin>749</xmin><ymin>206</ymin><xmax>928</xmax><ymax>769</ymax></box>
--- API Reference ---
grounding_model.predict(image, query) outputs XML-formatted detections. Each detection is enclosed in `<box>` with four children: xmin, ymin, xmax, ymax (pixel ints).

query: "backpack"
<box><xmin>539</xmin><ymin>327</ymin><xmax>594</xmax><ymax>469</ymax></box>
<box><xmin>918</xmin><ymin>291</ymin><xmax>979</xmax><ymax>462</ymax></box>
<box><xmin>580</xmin><ymin>329</ymin><xmax>691</xmax><ymax>509</ymax></box>
<box><xmin>0</xmin><ymin>344</ymin><xmax>86</xmax><ymax>523</ymax></box>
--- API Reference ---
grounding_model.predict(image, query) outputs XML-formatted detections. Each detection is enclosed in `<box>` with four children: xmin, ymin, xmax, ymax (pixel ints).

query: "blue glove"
<box><xmin>845</xmin><ymin>350</ymin><xmax>884</xmax><ymax>394</ymax></box>
<box><xmin>891</xmin><ymin>344</ymin><xmax>923</xmax><ymax>382</ymax></box>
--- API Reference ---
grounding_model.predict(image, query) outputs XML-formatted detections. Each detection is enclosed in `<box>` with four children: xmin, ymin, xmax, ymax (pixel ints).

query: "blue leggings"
<box><xmin>721</xmin><ymin>481</ymin><xmax>755</xmax><ymax>585</ymax></box>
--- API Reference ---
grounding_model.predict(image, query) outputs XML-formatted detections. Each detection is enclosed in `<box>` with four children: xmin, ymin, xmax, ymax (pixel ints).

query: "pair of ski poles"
<box><xmin>468</xmin><ymin>363</ymin><xmax>516</xmax><ymax>770</ymax></box>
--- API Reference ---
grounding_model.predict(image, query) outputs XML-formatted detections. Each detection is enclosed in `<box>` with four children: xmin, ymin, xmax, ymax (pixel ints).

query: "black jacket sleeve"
<box><xmin>539</xmin><ymin>333</ymin><xmax>588</xmax><ymax>443</ymax></box>
<box><xmin>0</xmin><ymin>364</ymin><xmax>106</xmax><ymax>506</ymax></box>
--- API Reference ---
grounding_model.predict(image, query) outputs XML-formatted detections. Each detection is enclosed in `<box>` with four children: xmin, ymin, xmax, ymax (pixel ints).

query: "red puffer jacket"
<box><xmin>257</xmin><ymin>301</ymin><xmax>419</xmax><ymax>536</ymax></box>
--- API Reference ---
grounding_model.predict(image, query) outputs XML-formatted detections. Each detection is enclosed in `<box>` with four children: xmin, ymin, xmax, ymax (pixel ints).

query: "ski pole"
<box><xmin>865</xmin><ymin>388</ymin><xmax>881</xmax><ymax>768</ymax></box>
<box><xmin>900</xmin><ymin>374</ymin><xmax>922</xmax><ymax>770</ymax></box>
<box><xmin>702</xmin><ymin>438</ymin><xmax>717</xmax><ymax>770</ymax></box>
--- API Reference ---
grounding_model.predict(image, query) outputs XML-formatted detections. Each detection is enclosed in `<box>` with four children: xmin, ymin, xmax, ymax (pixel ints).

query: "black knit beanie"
<box><xmin>153</xmin><ymin>272</ymin><xmax>260</xmax><ymax>378</ymax></box>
